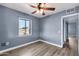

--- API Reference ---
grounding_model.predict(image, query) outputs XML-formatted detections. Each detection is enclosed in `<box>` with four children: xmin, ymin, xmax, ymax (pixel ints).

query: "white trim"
<box><xmin>0</xmin><ymin>40</ymin><xmax>39</xmax><ymax>54</ymax></box>
<box><xmin>0</xmin><ymin>39</ymin><xmax>62</xmax><ymax>54</ymax></box>
<box><xmin>18</xmin><ymin>17</ymin><xmax>32</xmax><ymax>37</ymax></box>
<box><xmin>39</xmin><ymin>40</ymin><xmax>62</xmax><ymax>48</ymax></box>
<box><xmin>61</xmin><ymin>16</ymin><xmax>64</xmax><ymax>47</ymax></box>
<box><xmin>61</xmin><ymin>13</ymin><xmax>79</xmax><ymax>47</ymax></box>
<box><xmin>62</xmin><ymin>13</ymin><xmax>79</xmax><ymax>18</ymax></box>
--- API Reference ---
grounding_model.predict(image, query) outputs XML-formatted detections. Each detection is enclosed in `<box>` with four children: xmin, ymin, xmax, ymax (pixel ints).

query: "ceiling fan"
<box><xmin>30</xmin><ymin>3</ymin><xmax>55</xmax><ymax>15</ymax></box>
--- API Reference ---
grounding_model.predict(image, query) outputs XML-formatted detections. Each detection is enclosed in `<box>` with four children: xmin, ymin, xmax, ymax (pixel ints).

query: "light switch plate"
<box><xmin>6</xmin><ymin>42</ymin><xmax>10</xmax><ymax>46</ymax></box>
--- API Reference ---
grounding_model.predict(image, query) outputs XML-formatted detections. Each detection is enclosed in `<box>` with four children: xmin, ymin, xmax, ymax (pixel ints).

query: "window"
<box><xmin>19</xmin><ymin>18</ymin><xmax>32</xmax><ymax>36</ymax></box>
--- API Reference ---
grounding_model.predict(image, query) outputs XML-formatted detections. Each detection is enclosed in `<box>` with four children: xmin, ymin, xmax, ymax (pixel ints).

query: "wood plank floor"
<box><xmin>0</xmin><ymin>39</ymin><xmax>78</xmax><ymax>56</ymax></box>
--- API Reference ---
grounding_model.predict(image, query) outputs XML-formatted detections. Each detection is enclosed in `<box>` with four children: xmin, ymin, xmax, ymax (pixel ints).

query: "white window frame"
<box><xmin>18</xmin><ymin>17</ymin><xmax>32</xmax><ymax>37</ymax></box>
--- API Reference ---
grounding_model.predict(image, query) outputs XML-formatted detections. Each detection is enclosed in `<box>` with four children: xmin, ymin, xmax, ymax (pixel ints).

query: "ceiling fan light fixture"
<box><xmin>37</xmin><ymin>10</ymin><xmax>40</xmax><ymax>13</ymax></box>
<box><xmin>41</xmin><ymin>4</ymin><xmax>44</xmax><ymax>7</ymax></box>
<box><xmin>40</xmin><ymin>9</ymin><xmax>44</xmax><ymax>14</ymax></box>
<box><xmin>30</xmin><ymin>3</ymin><xmax>55</xmax><ymax>15</ymax></box>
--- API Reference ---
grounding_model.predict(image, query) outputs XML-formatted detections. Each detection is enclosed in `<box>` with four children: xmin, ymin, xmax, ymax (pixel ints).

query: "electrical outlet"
<box><xmin>1</xmin><ymin>42</ymin><xmax>10</xmax><ymax>46</ymax></box>
<box><xmin>1</xmin><ymin>43</ymin><xmax>6</xmax><ymax>46</ymax></box>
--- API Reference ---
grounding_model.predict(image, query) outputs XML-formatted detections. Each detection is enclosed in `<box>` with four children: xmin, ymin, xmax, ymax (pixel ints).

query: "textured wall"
<box><xmin>0</xmin><ymin>5</ymin><xmax>40</xmax><ymax>50</ymax></box>
<box><xmin>40</xmin><ymin>7</ymin><xmax>79</xmax><ymax>46</ymax></box>
<box><xmin>68</xmin><ymin>23</ymin><xmax>76</xmax><ymax>37</ymax></box>
<box><xmin>40</xmin><ymin>11</ymin><xmax>66</xmax><ymax>46</ymax></box>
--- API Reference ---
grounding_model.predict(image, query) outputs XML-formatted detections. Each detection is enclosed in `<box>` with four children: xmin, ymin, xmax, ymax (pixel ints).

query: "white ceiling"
<box><xmin>0</xmin><ymin>3</ymin><xmax>79</xmax><ymax>18</ymax></box>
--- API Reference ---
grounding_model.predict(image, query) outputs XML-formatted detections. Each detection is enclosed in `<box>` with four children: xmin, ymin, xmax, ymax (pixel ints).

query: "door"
<box><xmin>62</xmin><ymin>13</ymin><xmax>78</xmax><ymax>55</ymax></box>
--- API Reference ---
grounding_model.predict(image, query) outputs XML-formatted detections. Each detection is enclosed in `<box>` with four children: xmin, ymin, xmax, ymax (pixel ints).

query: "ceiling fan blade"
<box><xmin>43</xmin><ymin>8</ymin><xmax>55</xmax><ymax>11</ymax></box>
<box><xmin>38</xmin><ymin>3</ymin><xmax>42</xmax><ymax>6</ymax></box>
<box><xmin>32</xmin><ymin>11</ymin><xmax>37</xmax><ymax>14</ymax></box>
<box><xmin>30</xmin><ymin>5</ymin><xmax>37</xmax><ymax>8</ymax></box>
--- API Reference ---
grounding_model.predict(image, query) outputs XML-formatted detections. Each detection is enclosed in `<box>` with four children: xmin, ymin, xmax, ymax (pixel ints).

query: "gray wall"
<box><xmin>0</xmin><ymin>5</ymin><xmax>40</xmax><ymax>50</ymax></box>
<box><xmin>40</xmin><ymin>6</ymin><xmax>79</xmax><ymax>46</ymax></box>
<box><xmin>40</xmin><ymin>11</ymin><xmax>66</xmax><ymax>45</ymax></box>
<box><xmin>68</xmin><ymin>23</ymin><xmax>76</xmax><ymax>37</ymax></box>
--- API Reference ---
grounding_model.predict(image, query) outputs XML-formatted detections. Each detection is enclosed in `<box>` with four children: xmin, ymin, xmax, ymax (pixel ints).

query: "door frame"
<box><xmin>61</xmin><ymin>13</ymin><xmax>79</xmax><ymax>47</ymax></box>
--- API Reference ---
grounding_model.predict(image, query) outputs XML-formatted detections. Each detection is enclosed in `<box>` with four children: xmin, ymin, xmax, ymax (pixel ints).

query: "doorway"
<box><xmin>61</xmin><ymin>13</ymin><xmax>78</xmax><ymax>55</ymax></box>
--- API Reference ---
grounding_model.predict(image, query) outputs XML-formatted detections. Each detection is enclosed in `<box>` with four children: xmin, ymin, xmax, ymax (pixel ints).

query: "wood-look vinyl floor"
<box><xmin>0</xmin><ymin>38</ymin><xmax>78</xmax><ymax>56</ymax></box>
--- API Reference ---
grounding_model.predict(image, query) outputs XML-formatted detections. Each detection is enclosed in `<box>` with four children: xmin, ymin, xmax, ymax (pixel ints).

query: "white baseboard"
<box><xmin>0</xmin><ymin>39</ymin><xmax>62</xmax><ymax>54</ymax></box>
<box><xmin>0</xmin><ymin>40</ymin><xmax>40</xmax><ymax>54</ymax></box>
<box><xmin>39</xmin><ymin>40</ymin><xmax>62</xmax><ymax>48</ymax></box>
